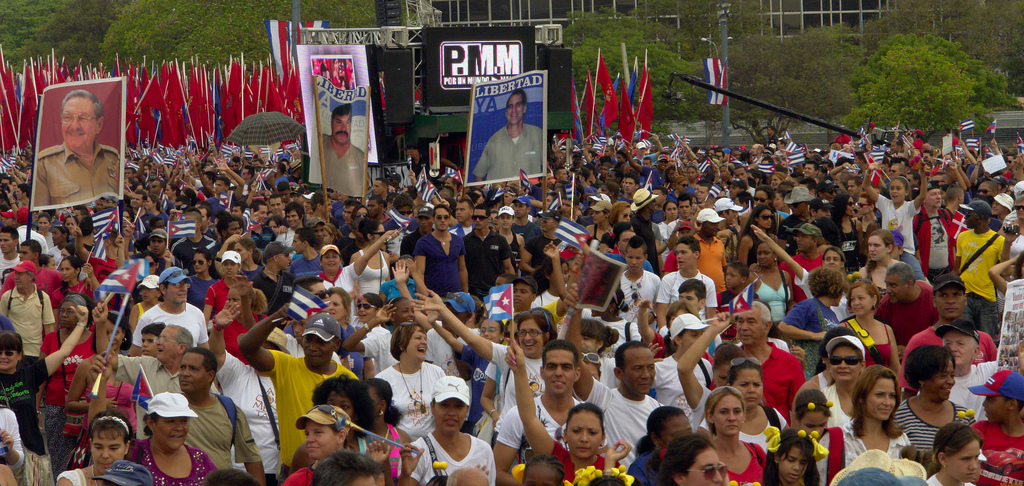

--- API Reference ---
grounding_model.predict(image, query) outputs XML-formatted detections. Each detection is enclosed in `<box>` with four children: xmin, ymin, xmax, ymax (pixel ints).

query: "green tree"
<box><xmin>20</xmin><ymin>0</ymin><xmax>128</xmax><ymax>67</ymax></box>
<box><xmin>0</xmin><ymin>0</ymin><xmax>67</xmax><ymax>62</ymax></box>
<box><xmin>848</xmin><ymin>34</ymin><xmax>1016</xmax><ymax>135</ymax></box>
<box><xmin>726</xmin><ymin>27</ymin><xmax>860</xmax><ymax>143</ymax></box>
<box><xmin>101</xmin><ymin>0</ymin><xmax>374</xmax><ymax>65</ymax></box>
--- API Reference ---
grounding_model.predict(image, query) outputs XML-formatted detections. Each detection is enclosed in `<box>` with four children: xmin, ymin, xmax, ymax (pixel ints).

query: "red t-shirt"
<box><xmin>745</xmin><ymin>343</ymin><xmax>806</xmax><ymax>423</ymax></box>
<box><xmin>39</xmin><ymin>331</ymin><xmax>95</xmax><ymax>406</ymax></box>
<box><xmin>779</xmin><ymin>253</ymin><xmax>822</xmax><ymax>303</ymax></box>
<box><xmin>874</xmin><ymin>282</ymin><xmax>939</xmax><ymax>346</ymax></box>
<box><xmin>729</xmin><ymin>442</ymin><xmax>765</xmax><ymax>486</ymax></box>
<box><xmin>204</xmin><ymin>279</ymin><xmax>230</xmax><ymax>314</ymax></box>
<box><xmin>972</xmin><ymin>421</ymin><xmax>1024</xmax><ymax>486</ymax></box>
<box><xmin>1</xmin><ymin>268</ymin><xmax>63</xmax><ymax>307</ymax></box>
<box><xmin>282</xmin><ymin>467</ymin><xmax>313</xmax><ymax>486</ymax></box>
<box><xmin>899</xmin><ymin>327</ymin><xmax>997</xmax><ymax>391</ymax></box>
<box><xmin>553</xmin><ymin>442</ymin><xmax>611</xmax><ymax>482</ymax></box>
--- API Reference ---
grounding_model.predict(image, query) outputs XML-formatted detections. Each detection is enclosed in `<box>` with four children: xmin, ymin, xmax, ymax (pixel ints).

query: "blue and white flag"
<box><xmin>96</xmin><ymin>259</ymin><xmax>150</xmax><ymax>300</ymax></box>
<box><xmin>90</xmin><ymin>207</ymin><xmax>119</xmax><ymax>260</ymax></box>
<box><xmin>785</xmin><ymin>141</ymin><xmax>799</xmax><ymax>153</ymax></box>
<box><xmin>555</xmin><ymin>218</ymin><xmax>591</xmax><ymax>251</ymax></box>
<box><xmin>486</xmin><ymin>284</ymin><xmax>514</xmax><ymax>322</ymax></box>
<box><xmin>167</xmin><ymin>220</ymin><xmax>197</xmax><ymax>239</ymax></box>
<box><xmin>706</xmin><ymin>184</ymin><xmax>723</xmax><ymax>201</ymax></box>
<box><xmin>960</xmin><ymin>118</ymin><xmax>974</xmax><ymax>132</ymax></box>
<box><xmin>386</xmin><ymin>207</ymin><xmax>412</xmax><ymax>230</ymax></box>
<box><xmin>698</xmin><ymin>158</ymin><xmax>713</xmax><ymax>174</ymax></box>
<box><xmin>787</xmin><ymin>152</ymin><xmax>806</xmax><ymax>165</ymax></box>
<box><xmin>548</xmin><ymin>192</ymin><xmax>562</xmax><ymax>211</ymax></box>
<box><xmin>287</xmin><ymin>286</ymin><xmax>328</xmax><ymax>321</ymax></box>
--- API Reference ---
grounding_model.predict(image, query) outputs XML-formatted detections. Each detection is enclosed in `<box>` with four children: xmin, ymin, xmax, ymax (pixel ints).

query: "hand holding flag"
<box><xmin>486</xmin><ymin>285</ymin><xmax>514</xmax><ymax>322</ymax></box>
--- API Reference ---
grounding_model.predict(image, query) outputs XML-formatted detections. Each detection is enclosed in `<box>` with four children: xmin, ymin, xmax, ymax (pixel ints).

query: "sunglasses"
<box><xmin>434</xmin><ymin>215</ymin><xmax>450</xmax><ymax>220</ymax></box>
<box><xmin>1015</xmin><ymin>206</ymin><xmax>1024</xmax><ymax>211</ymax></box>
<box><xmin>731</xmin><ymin>357</ymin><xmax>761</xmax><ymax>367</ymax></box>
<box><xmin>471</xmin><ymin>215</ymin><xmax>488</xmax><ymax>221</ymax></box>
<box><xmin>687</xmin><ymin>464</ymin><xmax>729</xmax><ymax>481</ymax></box>
<box><xmin>0</xmin><ymin>350</ymin><xmax>15</xmax><ymax>357</ymax></box>
<box><xmin>829</xmin><ymin>355</ymin><xmax>863</xmax><ymax>366</ymax></box>
<box><xmin>582</xmin><ymin>352</ymin><xmax>601</xmax><ymax>364</ymax></box>
<box><xmin>398</xmin><ymin>210</ymin><xmax>414</xmax><ymax>216</ymax></box>
<box><xmin>356</xmin><ymin>303</ymin><xmax>377</xmax><ymax>310</ymax></box>
<box><xmin>758</xmin><ymin>214</ymin><xmax>772</xmax><ymax>220</ymax></box>
<box><xmin>314</xmin><ymin>290</ymin><xmax>330</xmax><ymax>299</ymax></box>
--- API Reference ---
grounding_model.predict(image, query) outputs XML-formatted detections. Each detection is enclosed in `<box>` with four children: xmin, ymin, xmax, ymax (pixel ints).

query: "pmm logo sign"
<box><xmin>439</xmin><ymin>41</ymin><xmax>523</xmax><ymax>90</ymax></box>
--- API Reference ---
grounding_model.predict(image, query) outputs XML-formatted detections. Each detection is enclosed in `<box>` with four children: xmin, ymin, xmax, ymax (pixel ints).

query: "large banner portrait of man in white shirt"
<box><xmin>465</xmin><ymin>71</ymin><xmax>547</xmax><ymax>185</ymax></box>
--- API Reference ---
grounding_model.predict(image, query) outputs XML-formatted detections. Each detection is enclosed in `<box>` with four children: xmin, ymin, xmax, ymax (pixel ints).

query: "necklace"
<box><xmin>397</xmin><ymin>364</ymin><xmax>427</xmax><ymax>414</ymax></box>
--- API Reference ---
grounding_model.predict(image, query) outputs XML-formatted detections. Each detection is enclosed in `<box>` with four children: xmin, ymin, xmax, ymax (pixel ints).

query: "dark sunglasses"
<box><xmin>687</xmin><ymin>464</ymin><xmax>728</xmax><ymax>481</ymax></box>
<box><xmin>398</xmin><ymin>210</ymin><xmax>414</xmax><ymax>216</ymax></box>
<box><xmin>471</xmin><ymin>215</ymin><xmax>488</xmax><ymax>221</ymax></box>
<box><xmin>1015</xmin><ymin>206</ymin><xmax>1024</xmax><ymax>211</ymax></box>
<box><xmin>0</xmin><ymin>350</ymin><xmax>15</xmax><ymax>357</ymax></box>
<box><xmin>356</xmin><ymin>303</ymin><xmax>377</xmax><ymax>310</ymax></box>
<box><xmin>829</xmin><ymin>355</ymin><xmax>863</xmax><ymax>366</ymax></box>
<box><xmin>314</xmin><ymin>290</ymin><xmax>330</xmax><ymax>299</ymax></box>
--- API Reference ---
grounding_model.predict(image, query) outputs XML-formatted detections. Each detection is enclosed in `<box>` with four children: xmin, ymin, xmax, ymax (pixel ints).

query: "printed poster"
<box><xmin>465</xmin><ymin>70</ymin><xmax>547</xmax><ymax>185</ymax></box>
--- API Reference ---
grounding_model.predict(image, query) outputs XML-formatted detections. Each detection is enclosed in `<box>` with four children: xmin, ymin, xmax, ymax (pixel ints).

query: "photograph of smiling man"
<box><xmin>32</xmin><ymin>77</ymin><xmax>126</xmax><ymax>210</ymax></box>
<box><xmin>466</xmin><ymin>70</ymin><xmax>547</xmax><ymax>185</ymax></box>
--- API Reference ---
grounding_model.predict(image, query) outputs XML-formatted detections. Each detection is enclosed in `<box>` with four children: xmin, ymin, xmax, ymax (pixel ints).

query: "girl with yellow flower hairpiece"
<box><xmin>762</xmin><ymin>427</ymin><xmax>827</xmax><ymax>486</ymax></box>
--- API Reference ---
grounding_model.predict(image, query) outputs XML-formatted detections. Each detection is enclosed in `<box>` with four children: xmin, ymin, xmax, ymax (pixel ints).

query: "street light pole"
<box><xmin>720</xmin><ymin>1</ymin><xmax>730</xmax><ymax>149</ymax></box>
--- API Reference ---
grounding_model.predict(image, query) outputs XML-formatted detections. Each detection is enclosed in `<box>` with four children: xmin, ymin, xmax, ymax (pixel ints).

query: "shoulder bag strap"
<box><xmin>257</xmin><ymin>378</ymin><xmax>280</xmax><ymax>449</ymax></box>
<box><xmin>423</xmin><ymin>436</ymin><xmax>442</xmax><ymax>477</ymax></box>
<box><xmin>846</xmin><ymin>317</ymin><xmax>885</xmax><ymax>366</ymax></box>
<box><xmin>960</xmin><ymin>233</ymin><xmax>999</xmax><ymax>273</ymax></box>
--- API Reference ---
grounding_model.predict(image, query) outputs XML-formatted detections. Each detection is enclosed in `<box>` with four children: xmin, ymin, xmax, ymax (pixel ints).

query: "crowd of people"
<box><xmin>0</xmin><ymin>126</ymin><xmax>1022</xmax><ymax>486</ymax></box>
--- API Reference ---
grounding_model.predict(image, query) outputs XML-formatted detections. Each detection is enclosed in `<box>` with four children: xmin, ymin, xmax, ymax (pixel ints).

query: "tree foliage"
<box><xmin>20</xmin><ymin>0</ymin><xmax>128</xmax><ymax>67</ymax></box>
<box><xmin>848</xmin><ymin>34</ymin><xmax>1015</xmax><ymax>135</ymax></box>
<box><xmin>100</xmin><ymin>0</ymin><xmax>374</xmax><ymax>65</ymax></box>
<box><xmin>726</xmin><ymin>27</ymin><xmax>860</xmax><ymax>143</ymax></box>
<box><xmin>0</xmin><ymin>0</ymin><xmax>68</xmax><ymax>62</ymax></box>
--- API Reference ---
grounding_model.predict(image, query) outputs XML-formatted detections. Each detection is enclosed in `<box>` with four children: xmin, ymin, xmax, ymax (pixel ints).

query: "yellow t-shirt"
<box><xmin>261</xmin><ymin>350</ymin><xmax>356</xmax><ymax>466</ymax></box>
<box><xmin>955</xmin><ymin>229</ymin><xmax>1004</xmax><ymax>301</ymax></box>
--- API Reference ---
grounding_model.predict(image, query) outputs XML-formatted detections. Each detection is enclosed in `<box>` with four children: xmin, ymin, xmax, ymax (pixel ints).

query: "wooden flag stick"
<box><xmin>87</xmin><ymin>293</ymin><xmax>126</xmax><ymax>399</ymax></box>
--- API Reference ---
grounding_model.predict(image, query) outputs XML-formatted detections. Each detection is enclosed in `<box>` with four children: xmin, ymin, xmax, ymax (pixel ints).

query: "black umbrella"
<box><xmin>226</xmin><ymin>112</ymin><xmax>305</xmax><ymax>147</ymax></box>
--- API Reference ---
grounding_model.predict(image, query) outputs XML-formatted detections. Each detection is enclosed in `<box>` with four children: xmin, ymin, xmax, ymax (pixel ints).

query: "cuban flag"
<box><xmin>449</xmin><ymin>225</ymin><xmax>467</xmax><ymax>237</ymax></box>
<box><xmin>698</xmin><ymin>158</ymin><xmax>713</xmax><ymax>174</ymax></box>
<box><xmin>870</xmin><ymin>170</ymin><xmax>884</xmax><ymax>187</ymax></box>
<box><xmin>96</xmin><ymin>259</ymin><xmax>150</xmax><ymax>301</ymax></box>
<box><xmin>706</xmin><ymin>184</ymin><xmax>723</xmax><ymax>201</ymax></box>
<box><xmin>555</xmin><ymin>219</ymin><xmax>591</xmax><ymax>251</ymax></box>
<box><xmin>869</xmin><ymin>148</ymin><xmax>887</xmax><ymax>162</ymax></box>
<box><xmin>643</xmin><ymin>170</ymin><xmax>655</xmax><ymax>191</ymax></box>
<box><xmin>287</xmin><ymin>286</ymin><xmax>328</xmax><ymax>321</ymax></box>
<box><xmin>703</xmin><ymin>58</ymin><xmax>727</xmax><ymax>105</ymax></box>
<box><xmin>90</xmin><ymin>207</ymin><xmax>119</xmax><ymax>260</ymax></box>
<box><xmin>219</xmin><ymin>192</ymin><xmax>232</xmax><ymax>211</ymax></box>
<box><xmin>787</xmin><ymin>152</ymin><xmax>806</xmax><ymax>165</ymax></box>
<box><xmin>965</xmin><ymin>138</ymin><xmax>980</xmax><ymax>151</ymax></box>
<box><xmin>242</xmin><ymin>209</ymin><xmax>261</xmax><ymax>232</ymax></box>
<box><xmin>960</xmin><ymin>118</ymin><xmax>975</xmax><ymax>132</ymax></box>
<box><xmin>729</xmin><ymin>279</ymin><xmax>759</xmax><ymax>314</ymax></box>
<box><xmin>783</xmin><ymin>130</ymin><xmax>792</xmax><ymax>141</ymax></box>
<box><xmin>386</xmin><ymin>207</ymin><xmax>412</xmax><ymax>230</ymax></box>
<box><xmin>445</xmin><ymin>167</ymin><xmax>463</xmax><ymax>185</ymax></box>
<box><xmin>987</xmin><ymin>120</ymin><xmax>997</xmax><ymax>134</ymax></box>
<box><xmin>220</xmin><ymin>144</ymin><xmax>236</xmax><ymax>157</ymax></box>
<box><xmin>592</xmin><ymin>136</ymin><xmax>607</xmax><ymax>152</ymax></box>
<box><xmin>757</xmin><ymin>160</ymin><xmax>775</xmax><ymax>175</ymax></box>
<box><xmin>520</xmin><ymin>168</ymin><xmax>532</xmax><ymax>191</ymax></box>
<box><xmin>548</xmin><ymin>192</ymin><xmax>562</xmax><ymax>211</ymax></box>
<box><xmin>416</xmin><ymin>170</ymin><xmax>437</xmax><ymax>202</ymax></box>
<box><xmin>486</xmin><ymin>284</ymin><xmax>514</xmax><ymax>322</ymax></box>
<box><xmin>168</xmin><ymin>220</ymin><xmax>197</xmax><ymax>239</ymax></box>
<box><xmin>785</xmin><ymin>141</ymin><xmax>799</xmax><ymax>153</ymax></box>
<box><xmin>131</xmin><ymin>369</ymin><xmax>154</xmax><ymax>410</ymax></box>
<box><xmin>1017</xmin><ymin>133</ymin><xmax>1024</xmax><ymax>154</ymax></box>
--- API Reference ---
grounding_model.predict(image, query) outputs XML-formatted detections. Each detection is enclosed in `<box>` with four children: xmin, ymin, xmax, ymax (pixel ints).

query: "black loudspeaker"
<box><xmin>538</xmin><ymin>47</ymin><xmax>573</xmax><ymax>113</ymax></box>
<box><xmin>381</xmin><ymin>49</ymin><xmax>415</xmax><ymax>124</ymax></box>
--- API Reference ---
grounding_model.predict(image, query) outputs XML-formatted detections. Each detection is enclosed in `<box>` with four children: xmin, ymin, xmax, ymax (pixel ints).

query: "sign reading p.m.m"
<box><xmin>424</xmin><ymin>26</ymin><xmax>535</xmax><ymax>113</ymax></box>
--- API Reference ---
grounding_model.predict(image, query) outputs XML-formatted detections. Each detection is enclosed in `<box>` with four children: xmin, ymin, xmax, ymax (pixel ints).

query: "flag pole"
<box><xmin>86</xmin><ymin>293</ymin><xmax>122</xmax><ymax>399</ymax></box>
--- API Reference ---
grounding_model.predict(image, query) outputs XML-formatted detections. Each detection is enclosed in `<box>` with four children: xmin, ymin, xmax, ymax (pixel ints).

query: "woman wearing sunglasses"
<box><xmin>412</xmin><ymin>205</ymin><xmax>468</xmax><ymax>296</ymax></box>
<box><xmin>737</xmin><ymin>204</ymin><xmax>780</xmax><ymax>267</ymax></box>
<box><xmin>819</xmin><ymin>336</ymin><xmax>866</xmax><ymax>428</ymax></box>
<box><xmin>341</xmin><ymin>293</ymin><xmax>399</xmax><ymax>377</ymax></box>
<box><xmin>657</xmin><ymin>434</ymin><xmax>729</xmax><ymax>486</ymax></box>
<box><xmin>0</xmin><ymin>301</ymin><xmax>91</xmax><ymax>486</ymax></box>
<box><xmin>507</xmin><ymin>339</ymin><xmax>631</xmax><ymax>481</ymax></box>
<box><xmin>282</xmin><ymin>404</ymin><xmax>352</xmax><ymax>486</ymax></box>
<box><xmin>185</xmin><ymin>248</ymin><xmax>218</xmax><ymax>312</ymax></box>
<box><xmin>350</xmin><ymin>220</ymin><xmax>399</xmax><ymax>296</ymax></box>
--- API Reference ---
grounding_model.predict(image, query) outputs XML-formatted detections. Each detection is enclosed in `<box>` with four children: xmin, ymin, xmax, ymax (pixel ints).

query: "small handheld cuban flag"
<box><xmin>960</xmin><ymin>118</ymin><xmax>974</xmax><ymax>132</ymax></box>
<box><xmin>486</xmin><ymin>284</ymin><xmax>514</xmax><ymax>322</ymax></box>
<box><xmin>783</xmin><ymin>130</ymin><xmax>792</xmax><ymax>141</ymax></box>
<box><xmin>386</xmin><ymin>207</ymin><xmax>412</xmax><ymax>230</ymax></box>
<box><xmin>520</xmin><ymin>168</ymin><xmax>532</xmax><ymax>191</ymax></box>
<box><xmin>167</xmin><ymin>219</ymin><xmax>197</xmax><ymax>239</ymax></box>
<box><xmin>643</xmin><ymin>170</ymin><xmax>655</xmax><ymax>191</ymax></box>
<box><xmin>90</xmin><ymin>207</ymin><xmax>119</xmax><ymax>260</ymax></box>
<box><xmin>784</xmin><ymin>141</ymin><xmax>799</xmax><ymax>153</ymax></box>
<box><xmin>186</xmin><ymin>136</ymin><xmax>198</xmax><ymax>154</ymax></box>
<box><xmin>219</xmin><ymin>192</ymin><xmax>232</xmax><ymax>211</ymax></box>
<box><xmin>706</xmin><ymin>184</ymin><xmax>723</xmax><ymax>201</ymax></box>
<box><xmin>787</xmin><ymin>152</ymin><xmax>806</xmax><ymax>165</ymax></box>
<box><xmin>869</xmin><ymin>148</ymin><xmax>887</xmax><ymax>162</ymax></box>
<box><xmin>131</xmin><ymin>369</ymin><xmax>153</xmax><ymax>411</ymax></box>
<box><xmin>698</xmin><ymin>157</ymin><xmax>713</xmax><ymax>174</ymax></box>
<box><xmin>966</xmin><ymin>138</ymin><xmax>980</xmax><ymax>151</ymax></box>
<box><xmin>1017</xmin><ymin>133</ymin><xmax>1024</xmax><ymax>154</ymax></box>
<box><xmin>548</xmin><ymin>192</ymin><xmax>563</xmax><ymax>211</ymax></box>
<box><xmin>729</xmin><ymin>279</ymin><xmax>759</xmax><ymax>314</ymax></box>
<box><xmin>220</xmin><ymin>144</ymin><xmax>236</xmax><ymax>157</ymax></box>
<box><xmin>555</xmin><ymin>218</ymin><xmax>591</xmax><ymax>251</ymax></box>
<box><xmin>95</xmin><ymin>259</ymin><xmax>150</xmax><ymax>301</ymax></box>
<box><xmin>287</xmin><ymin>286</ymin><xmax>328</xmax><ymax>321</ymax></box>
<box><xmin>757</xmin><ymin>160</ymin><xmax>775</xmax><ymax>175</ymax></box>
<box><xmin>987</xmin><ymin>120</ymin><xmax>997</xmax><ymax>135</ymax></box>
<box><xmin>242</xmin><ymin>208</ymin><xmax>261</xmax><ymax>232</ymax></box>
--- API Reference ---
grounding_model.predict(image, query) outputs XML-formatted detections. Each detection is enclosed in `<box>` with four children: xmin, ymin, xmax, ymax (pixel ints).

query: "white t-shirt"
<box><xmin>582</xmin><ymin>378</ymin><xmax>660</xmax><ymax>467</ymax></box>
<box><xmin>619</xmin><ymin>271</ymin><xmax>661</xmax><ymax>323</ymax></box>
<box><xmin>951</xmin><ymin>361</ymin><xmax>998</xmax><ymax>422</ymax></box>
<box><xmin>425</xmin><ymin>328</ymin><xmax>459</xmax><ymax>377</ymax></box>
<box><xmin>495</xmin><ymin>395</ymin><xmax>580</xmax><ymax>460</ymax></box>
<box><xmin>376</xmin><ymin>363</ymin><xmax>447</xmax><ymax>441</ymax></box>
<box><xmin>0</xmin><ymin>255</ymin><xmax>18</xmax><ymax>275</ymax></box>
<box><xmin>362</xmin><ymin>327</ymin><xmax>399</xmax><ymax>372</ymax></box>
<box><xmin>653</xmin><ymin>357</ymin><xmax>712</xmax><ymax>424</ymax></box>
<box><xmin>18</xmin><ymin>227</ymin><xmax>48</xmax><ymax>254</ymax></box>
<box><xmin>217</xmin><ymin>353</ymin><xmax>279</xmax><ymax>475</ymax></box>
<box><xmin>927</xmin><ymin>476</ymin><xmax>973</xmax><ymax>486</ymax></box>
<box><xmin>841</xmin><ymin>420</ymin><xmax>911</xmax><ymax>465</ymax></box>
<box><xmin>657</xmin><ymin>271</ymin><xmax>718</xmax><ymax>318</ymax></box>
<box><xmin>600</xmin><ymin>318</ymin><xmax>643</xmax><ymax>353</ymax></box>
<box><xmin>0</xmin><ymin>407</ymin><xmax>23</xmax><ymax>469</ymax></box>
<box><xmin>410</xmin><ymin>433</ymin><xmax>496</xmax><ymax>486</ymax></box>
<box><xmin>876</xmin><ymin>196</ymin><xmax>918</xmax><ymax>252</ymax></box>
<box><xmin>491</xmin><ymin>342</ymin><xmax>544</xmax><ymax>413</ymax></box>
<box><xmin>131</xmin><ymin>303</ymin><xmax>209</xmax><ymax>347</ymax></box>
<box><xmin>531</xmin><ymin>291</ymin><xmax>559</xmax><ymax>309</ymax></box>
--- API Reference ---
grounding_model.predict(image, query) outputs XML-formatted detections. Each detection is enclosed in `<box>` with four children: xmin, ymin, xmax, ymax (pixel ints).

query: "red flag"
<box><xmin>617</xmin><ymin>81</ymin><xmax>634</xmax><ymax>144</ymax></box>
<box><xmin>595</xmin><ymin>51</ymin><xmax>617</xmax><ymax>131</ymax></box>
<box><xmin>137</xmin><ymin>72</ymin><xmax>167</xmax><ymax>144</ymax></box>
<box><xmin>581</xmin><ymin>71</ymin><xmax>595</xmax><ymax>139</ymax></box>
<box><xmin>162</xmin><ymin>63</ymin><xmax>187</xmax><ymax>147</ymax></box>
<box><xmin>635</xmin><ymin>55</ymin><xmax>653</xmax><ymax>139</ymax></box>
<box><xmin>19</xmin><ymin>59</ymin><xmax>38</xmax><ymax>149</ymax></box>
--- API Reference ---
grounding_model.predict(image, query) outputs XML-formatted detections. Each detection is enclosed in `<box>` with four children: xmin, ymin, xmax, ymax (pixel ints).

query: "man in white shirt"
<box><xmin>493</xmin><ymin>340</ymin><xmax>581</xmax><ymax>486</ymax></box>
<box><xmin>939</xmin><ymin>318</ymin><xmax>997</xmax><ymax>421</ymax></box>
<box><xmin>620</xmin><ymin>237</ymin><xmax>660</xmax><ymax>324</ymax></box>
<box><xmin>657</xmin><ymin>236</ymin><xmax>717</xmax><ymax>325</ymax></box>
<box><xmin>130</xmin><ymin>266</ymin><xmax>210</xmax><ymax>356</ymax></box>
<box><xmin>568</xmin><ymin>312</ymin><xmax>659</xmax><ymax>467</ymax></box>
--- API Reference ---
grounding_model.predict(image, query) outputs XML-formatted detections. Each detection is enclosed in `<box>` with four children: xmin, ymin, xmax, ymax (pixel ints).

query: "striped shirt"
<box><xmin>894</xmin><ymin>399</ymin><xmax>974</xmax><ymax>449</ymax></box>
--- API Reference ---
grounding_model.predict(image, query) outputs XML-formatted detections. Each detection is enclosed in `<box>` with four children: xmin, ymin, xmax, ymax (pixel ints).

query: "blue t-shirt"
<box><xmin>338</xmin><ymin>324</ymin><xmax>364</xmax><ymax>379</ymax></box>
<box><xmin>413</xmin><ymin>233</ymin><xmax>465</xmax><ymax>295</ymax></box>
<box><xmin>783</xmin><ymin>297</ymin><xmax>838</xmax><ymax>334</ymax></box>
<box><xmin>379</xmin><ymin>279</ymin><xmax>417</xmax><ymax>302</ymax></box>
<box><xmin>0</xmin><ymin>315</ymin><xmax>14</xmax><ymax>332</ymax></box>
<box><xmin>241</xmin><ymin>266</ymin><xmax>263</xmax><ymax>281</ymax></box>
<box><xmin>627</xmin><ymin>451</ymin><xmax>655</xmax><ymax>486</ymax></box>
<box><xmin>187</xmin><ymin>277</ymin><xmax>217</xmax><ymax>310</ymax></box>
<box><xmin>459</xmin><ymin>345</ymin><xmax>490</xmax><ymax>423</ymax></box>
<box><xmin>289</xmin><ymin>254</ymin><xmax>323</xmax><ymax>278</ymax></box>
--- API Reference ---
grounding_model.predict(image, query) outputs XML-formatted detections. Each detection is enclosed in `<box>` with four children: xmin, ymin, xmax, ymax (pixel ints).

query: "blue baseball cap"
<box><xmin>444</xmin><ymin>292</ymin><xmax>475</xmax><ymax>314</ymax></box>
<box><xmin>93</xmin><ymin>461</ymin><xmax>153</xmax><ymax>486</ymax></box>
<box><xmin>514</xmin><ymin>195</ymin><xmax>531</xmax><ymax>206</ymax></box>
<box><xmin>158</xmin><ymin>267</ymin><xmax>188</xmax><ymax>285</ymax></box>
<box><xmin>969</xmin><ymin>370</ymin><xmax>1024</xmax><ymax>401</ymax></box>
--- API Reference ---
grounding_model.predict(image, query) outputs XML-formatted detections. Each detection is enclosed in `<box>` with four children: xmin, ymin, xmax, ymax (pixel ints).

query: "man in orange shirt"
<box><xmin>694</xmin><ymin>208</ymin><xmax>727</xmax><ymax>291</ymax></box>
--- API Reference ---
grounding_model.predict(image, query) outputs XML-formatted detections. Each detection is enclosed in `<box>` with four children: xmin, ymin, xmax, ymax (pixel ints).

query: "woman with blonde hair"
<box><xmin>842</xmin><ymin>365</ymin><xmax>910</xmax><ymax>464</ymax></box>
<box><xmin>703</xmin><ymin>386</ymin><xmax>766</xmax><ymax>486</ymax></box>
<box><xmin>840</xmin><ymin>280</ymin><xmax>899</xmax><ymax>374</ymax></box>
<box><xmin>859</xmin><ymin>230</ymin><xmax>899</xmax><ymax>291</ymax></box>
<box><xmin>609</xmin><ymin>201</ymin><xmax>633</xmax><ymax>225</ymax></box>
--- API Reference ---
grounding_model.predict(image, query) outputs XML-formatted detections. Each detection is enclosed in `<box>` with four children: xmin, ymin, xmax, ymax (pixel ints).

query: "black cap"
<box><xmin>511</xmin><ymin>276</ymin><xmax>539</xmax><ymax>293</ymax></box>
<box><xmin>932</xmin><ymin>274</ymin><xmax>966</xmax><ymax>293</ymax></box>
<box><xmin>809</xmin><ymin>197</ymin><xmax>834</xmax><ymax>211</ymax></box>
<box><xmin>815</xmin><ymin>181</ymin><xmax>837</xmax><ymax>193</ymax></box>
<box><xmin>960</xmin><ymin>200</ymin><xmax>993</xmax><ymax>219</ymax></box>
<box><xmin>538</xmin><ymin>210</ymin><xmax>562</xmax><ymax>221</ymax></box>
<box><xmin>935</xmin><ymin>318</ymin><xmax>979</xmax><ymax>342</ymax></box>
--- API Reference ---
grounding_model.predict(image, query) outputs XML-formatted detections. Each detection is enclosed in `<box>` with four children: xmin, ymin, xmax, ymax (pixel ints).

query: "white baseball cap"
<box><xmin>498</xmin><ymin>206</ymin><xmax>515</xmax><ymax>217</ymax></box>
<box><xmin>221</xmin><ymin>251</ymin><xmax>241</xmax><ymax>264</ymax></box>
<box><xmin>432</xmin><ymin>376</ymin><xmax>471</xmax><ymax>405</ymax></box>
<box><xmin>147</xmin><ymin>393</ymin><xmax>198</xmax><ymax>418</ymax></box>
<box><xmin>139</xmin><ymin>275</ymin><xmax>160</xmax><ymax>290</ymax></box>
<box><xmin>670</xmin><ymin>314</ymin><xmax>708</xmax><ymax>336</ymax></box>
<box><xmin>713</xmin><ymin>199</ymin><xmax>744</xmax><ymax>213</ymax></box>
<box><xmin>994</xmin><ymin>193</ymin><xmax>1014</xmax><ymax>212</ymax></box>
<box><xmin>825</xmin><ymin>335</ymin><xmax>865</xmax><ymax>357</ymax></box>
<box><xmin>696</xmin><ymin>208</ymin><xmax>725</xmax><ymax>223</ymax></box>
